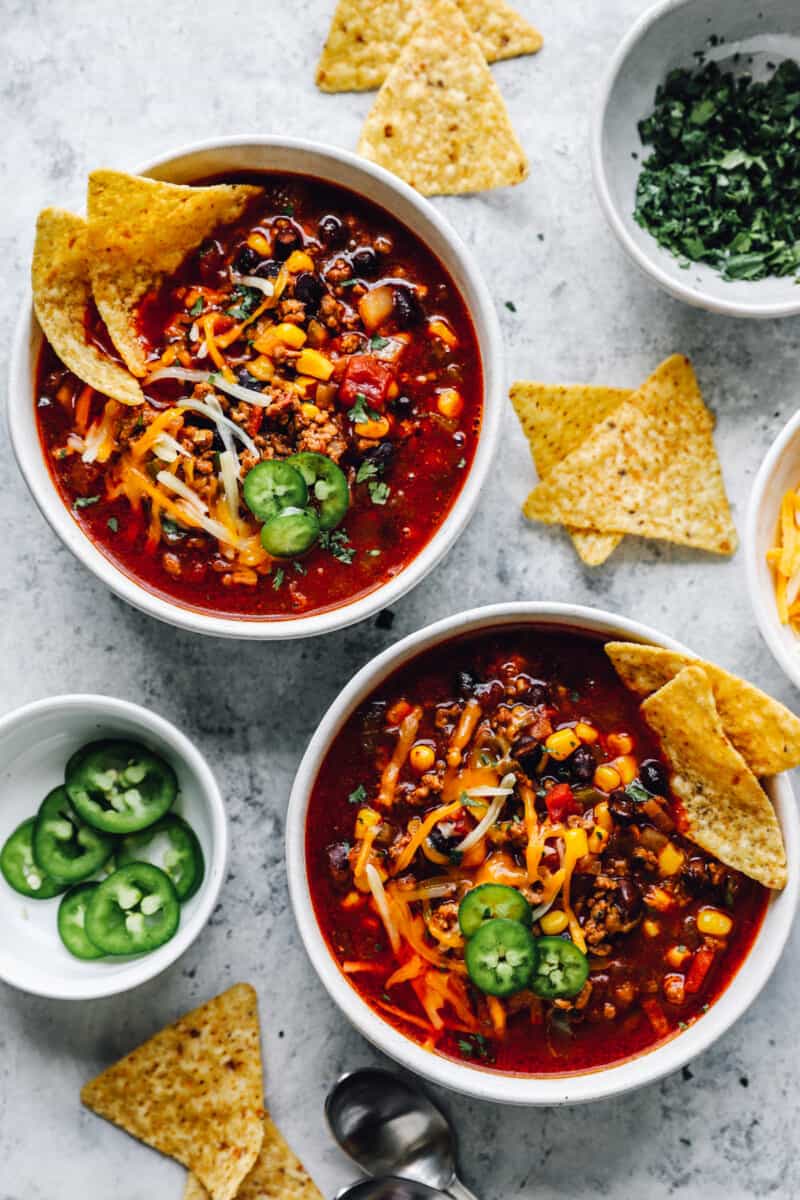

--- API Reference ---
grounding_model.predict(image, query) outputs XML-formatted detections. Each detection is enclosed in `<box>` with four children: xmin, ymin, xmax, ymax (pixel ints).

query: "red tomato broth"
<box><xmin>306</xmin><ymin>628</ymin><xmax>770</xmax><ymax>1075</ymax></box>
<box><xmin>34</xmin><ymin>172</ymin><xmax>482</xmax><ymax>619</ymax></box>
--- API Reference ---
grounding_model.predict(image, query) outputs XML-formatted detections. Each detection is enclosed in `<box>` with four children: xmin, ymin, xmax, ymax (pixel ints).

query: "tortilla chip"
<box><xmin>606</xmin><ymin>641</ymin><xmax>800</xmax><ymax>777</ymax></box>
<box><xmin>523</xmin><ymin>356</ymin><xmax>737</xmax><ymax>555</ymax></box>
<box><xmin>640</xmin><ymin>668</ymin><xmax>787</xmax><ymax>889</ymax></box>
<box><xmin>316</xmin><ymin>0</ymin><xmax>542</xmax><ymax>92</ymax></box>
<box><xmin>183</xmin><ymin>1115</ymin><xmax>323</xmax><ymax>1200</ymax></box>
<box><xmin>357</xmin><ymin>0</ymin><xmax>529</xmax><ymax>196</ymax></box>
<box><xmin>510</xmin><ymin>381</ymin><xmax>630</xmax><ymax>565</ymax></box>
<box><xmin>87</xmin><ymin>171</ymin><xmax>261</xmax><ymax>376</ymax></box>
<box><xmin>81</xmin><ymin>984</ymin><xmax>264</xmax><ymax>1200</ymax></box>
<box><xmin>31</xmin><ymin>209</ymin><xmax>144</xmax><ymax>406</ymax></box>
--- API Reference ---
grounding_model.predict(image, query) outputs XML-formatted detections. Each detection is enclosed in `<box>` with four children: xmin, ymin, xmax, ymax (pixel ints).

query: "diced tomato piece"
<box><xmin>338</xmin><ymin>354</ymin><xmax>394</xmax><ymax>409</ymax></box>
<box><xmin>545</xmin><ymin>783</ymin><xmax>577</xmax><ymax>823</ymax></box>
<box><xmin>684</xmin><ymin>945</ymin><xmax>716</xmax><ymax>994</ymax></box>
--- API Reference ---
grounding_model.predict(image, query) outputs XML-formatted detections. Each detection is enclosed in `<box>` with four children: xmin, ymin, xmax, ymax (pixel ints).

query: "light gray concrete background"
<box><xmin>1</xmin><ymin>1</ymin><xmax>798</xmax><ymax>1196</ymax></box>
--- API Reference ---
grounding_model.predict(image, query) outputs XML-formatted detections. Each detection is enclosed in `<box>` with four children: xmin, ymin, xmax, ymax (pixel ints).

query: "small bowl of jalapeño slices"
<box><xmin>0</xmin><ymin>695</ymin><xmax>227</xmax><ymax>999</ymax></box>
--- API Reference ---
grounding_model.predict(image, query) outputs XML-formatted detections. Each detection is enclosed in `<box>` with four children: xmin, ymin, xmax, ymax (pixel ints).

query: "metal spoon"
<box><xmin>336</xmin><ymin>1178</ymin><xmax>453</xmax><ymax>1200</ymax></box>
<box><xmin>326</xmin><ymin>1068</ymin><xmax>480</xmax><ymax>1200</ymax></box>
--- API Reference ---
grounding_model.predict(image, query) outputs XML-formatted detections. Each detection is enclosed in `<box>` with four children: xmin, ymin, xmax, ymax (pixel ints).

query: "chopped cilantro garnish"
<box><xmin>107</xmin><ymin>516</ymin><xmax>119</xmax><ymax>533</ymax></box>
<box><xmin>292</xmin><ymin>560</ymin><xmax>306</xmax><ymax>575</ymax></box>
<box><xmin>226</xmin><ymin>284</ymin><xmax>262</xmax><ymax>320</ymax></box>
<box><xmin>350</xmin><ymin>393</ymin><xmax>381</xmax><ymax>425</ymax></box>
<box><xmin>348</xmin><ymin>784</ymin><xmax>367</xmax><ymax>805</ymax></box>
<box><xmin>272</xmin><ymin>567</ymin><xmax>285</xmax><ymax>590</ymax></box>
<box><xmin>368</xmin><ymin>480</ymin><xmax>391</xmax><ymax>506</ymax></box>
<box><xmin>282</xmin><ymin>203</ymin><xmax>295</xmax><ymax>216</ymax></box>
<box><xmin>625</xmin><ymin>780</ymin><xmax>652</xmax><ymax>804</ymax></box>
<box><xmin>189</xmin><ymin>296</ymin><xmax>205</xmax><ymax>317</ymax></box>
<box><xmin>319</xmin><ymin>529</ymin><xmax>355</xmax><ymax>564</ymax></box>
<box><xmin>73</xmin><ymin>495</ymin><xmax>100</xmax><ymax>509</ymax></box>
<box><xmin>370</xmin><ymin>335</ymin><xmax>390</xmax><ymax>351</ymax></box>
<box><xmin>504</xmin><ymin>300</ymin><xmax>517</xmax><ymax>313</ymax></box>
<box><xmin>161</xmin><ymin>515</ymin><xmax>186</xmax><ymax>540</ymax></box>
<box><xmin>356</xmin><ymin>459</ymin><xmax>380</xmax><ymax>484</ymax></box>
<box><xmin>457</xmin><ymin>1039</ymin><xmax>474</xmax><ymax>1056</ymax></box>
<box><xmin>635</xmin><ymin>59</ymin><xmax>800</xmax><ymax>281</ymax></box>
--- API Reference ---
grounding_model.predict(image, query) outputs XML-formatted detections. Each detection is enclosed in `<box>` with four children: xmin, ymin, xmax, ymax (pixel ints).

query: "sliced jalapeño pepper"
<box><xmin>260</xmin><ymin>506</ymin><xmax>320</xmax><ymax>557</ymax></box>
<box><xmin>286</xmin><ymin>452</ymin><xmax>349</xmax><ymax>530</ymax></box>
<box><xmin>464</xmin><ymin>917</ymin><xmax>537</xmax><ymax>997</ymax></box>
<box><xmin>58</xmin><ymin>883</ymin><xmax>105</xmax><ymax>960</ymax></box>
<box><xmin>33</xmin><ymin>786</ymin><xmax>113</xmax><ymax>884</ymax></box>
<box><xmin>118</xmin><ymin>815</ymin><xmax>205</xmax><ymax>901</ymax></box>
<box><xmin>85</xmin><ymin>862</ymin><xmax>180</xmax><ymax>955</ymax></box>
<box><xmin>65</xmin><ymin>740</ymin><xmax>177</xmax><ymax>834</ymax></box>
<box><xmin>529</xmin><ymin>935</ymin><xmax>589</xmax><ymax>1000</ymax></box>
<box><xmin>458</xmin><ymin>884</ymin><xmax>532</xmax><ymax>939</ymax></box>
<box><xmin>243</xmin><ymin>460</ymin><xmax>308</xmax><ymax>523</ymax></box>
<box><xmin>0</xmin><ymin>817</ymin><xmax>66</xmax><ymax>899</ymax></box>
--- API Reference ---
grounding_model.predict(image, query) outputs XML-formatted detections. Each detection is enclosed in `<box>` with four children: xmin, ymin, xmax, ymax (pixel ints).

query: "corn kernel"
<box><xmin>564</xmin><ymin>827</ymin><xmax>589</xmax><ymax>858</ymax></box>
<box><xmin>612</xmin><ymin>755</ymin><xmax>638</xmax><ymax>785</ymax></box>
<box><xmin>428</xmin><ymin>318</ymin><xmax>458</xmax><ymax>348</ymax></box>
<box><xmin>355</xmin><ymin>807</ymin><xmax>380</xmax><ymax>837</ymax></box>
<box><xmin>643</xmin><ymin>918</ymin><xmax>661</xmax><ymax>938</ymax></box>
<box><xmin>246</xmin><ymin>355</ymin><xmax>275</xmax><ymax>382</ymax></box>
<box><xmin>607</xmin><ymin>732</ymin><xmax>634</xmax><ymax>756</ymax></box>
<box><xmin>252</xmin><ymin>322</ymin><xmax>307</xmax><ymax>354</ymax></box>
<box><xmin>575</xmin><ymin>721</ymin><xmax>599</xmax><ymax>744</ymax></box>
<box><xmin>410</xmin><ymin>743</ymin><xmax>436</xmax><ymax>773</ymax></box>
<box><xmin>588</xmin><ymin>826</ymin><xmax>609</xmax><ymax>854</ymax></box>
<box><xmin>644</xmin><ymin>885</ymin><xmax>674</xmax><ymax>913</ymax></box>
<box><xmin>666</xmin><ymin>944</ymin><xmax>692</xmax><ymax>969</ymax></box>
<box><xmin>284</xmin><ymin>249</ymin><xmax>315</xmax><ymax>273</ymax></box>
<box><xmin>341</xmin><ymin>891</ymin><xmax>363</xmax><ymax>909</ymax></box>
<box><xmin>593</xmin><ymin>801</ymin><xmax>613</xmax><ymax>832</ymax></box>
<box><xmin>594</xmin><ymin>764</ymin><xmax>621</xmax><ymax>792</ymax></box>
<box><xmin>247</xmin><ymin>231</ymin><xmax>271</xmax><ymax>255</ymax></box>
<box><xmin>301</xmin><ymin>402</ymin><xmax>321</xmax><ymax>420</ymax></box>
<box><xmin>295</xmin><ymin>347</ymin><xmax>334</xmax><ymax>381</ymax></box>
<box><xmin>292</xmin><ymin>376</ymin><xmax>318</xmax><ymax>397</ymax></box>
<box><xmin>436</xmin><ymin>388</ymin><xmax>464</xmax><ymax>419</ymax></box>
<box><xmin>546</xmin><ymin>728</ymin><xmax>581</xmax><ymax>761</ymax></box>
<box><xmin>697</xmin><ymin>907</ymin><xmax>733</xmax><ymax>938</ymax></box>
<box><xmin>540</xmin><ymin>910</ymin><xmax>569</xmax><ymax>935</ymax></box>
<box><xmin>657</xmin><ymin>842</ymin><xmax>685</xmax><ymax>878</ymax></box>
<box><xmin>355</xmin><ymin>415</ymin><xmax>391</xmax><ymax>440</ymax></box>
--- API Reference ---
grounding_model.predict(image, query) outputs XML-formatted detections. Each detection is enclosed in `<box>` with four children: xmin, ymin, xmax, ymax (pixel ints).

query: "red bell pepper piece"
<box><xmin>338</xmin><ymin>354</ymin><xmax>393</xmax><ymax>409</ymax></box>
<box><xmin>545</xmin><ymin>783</ymin><xmax>577</xmax><ymax>823</ymax></box>
<box><xmin>684</xmin><ymin>945</ymin><xmax>716</xmax><ymax>994</ymax></box>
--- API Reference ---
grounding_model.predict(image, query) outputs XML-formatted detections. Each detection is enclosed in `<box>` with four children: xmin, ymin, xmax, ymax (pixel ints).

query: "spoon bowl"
<box><xmin>336</xmin><ymin>1178</ymin><xmax>452</xmax><ymax>1200</ymax></box>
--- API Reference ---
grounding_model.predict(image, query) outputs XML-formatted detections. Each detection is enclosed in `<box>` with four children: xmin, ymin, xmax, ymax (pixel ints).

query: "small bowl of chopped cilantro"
<box><xmin>592</xmin><ymin>0</ymin><xmax>800</xmax><ymax>317</ymax></box>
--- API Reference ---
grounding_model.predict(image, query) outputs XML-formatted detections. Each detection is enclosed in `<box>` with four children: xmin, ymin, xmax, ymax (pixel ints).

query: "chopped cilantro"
<box><xmin>161</xmin><ymin>515</ymin><xmax>186</xmax><ymax>540</ymax></box>
<box><xmin>107</xmin><ymin>516</ymin><xmax>119</xmax><ymax>533</ymax></box>
<box><xmin>368</xmin><ymin>480</ymin><xmax>391</xmax><ymax>506</ymax></box>
<box><xmin>319</xmin><ymin>529</ymin><xmax>355</xmax><ymax>564</ymax></box>
<box><xmin>456</xmin><ymin>457</ymin><xmax>466</xmax><ymax>469</ymax></box>
<box><xmin>292</xmin><ymin>560</ymin><xmax>306</xmax><ymax>575</ymax></box>
<box><xmin>348</xmin><ymin>784</ymin><xmax>367</xmax><ymax>805</ymax></box>
<box><xmin>349</xmin><ymin>393</ymin><xmax>381</xmax><ymax>426</ymax></box>
<box><xmin>370</xmin><ymin>335</ymin><xmax>390</xmax><ymax>351</ymax></box>
<box><xmin>272</xmin><ymin>567</ymin><xmax>285</xmax><ymax>590</ymax></box>
<box><xmin>226</xmin><ymin>284</ymin><xmax>262</xmax><ymax>320</ymax></box>
<box><xmin>457</xmin><ymin>1039</ymin><xmax>474</xmax><ymax>1056</ymax></box>
<box><xmin>356</xmin><ymin>459</ymin><xmax>380</xmax><ymax>484</ymax></box>
<box><xmin>189</xmin><ymin>296</ymin><xmax>205</xmax><ymax>317</ymax></box>
<box><xmin>73</xmin><ymin>495</ymin><xmax>100</xmax><ymax>509</ymax></box>
<box><xmin>635</xmin><ymin>59</ymin><xmax>800</xmax><ymax>281</ymax></box>
<box><xmin>282</xmin><ymin>203</ymin><xmax>295</xmax><ymax>216</ymax></box>
<box><xmin>626</xmin><ymin>780</ymin><xmax>652</xmax><ymax>804</ymax></box>
<box><xmin>504</xmin><ymin>300</ymin><xmax>517</xmax><ymax>313</ymax></box>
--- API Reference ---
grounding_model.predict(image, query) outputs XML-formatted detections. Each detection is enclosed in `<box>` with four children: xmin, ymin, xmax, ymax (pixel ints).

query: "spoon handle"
<box><xmin>448</xmin><ymin>1179</ymin><xmax>481</xmax><ymax>1200</ymax></box>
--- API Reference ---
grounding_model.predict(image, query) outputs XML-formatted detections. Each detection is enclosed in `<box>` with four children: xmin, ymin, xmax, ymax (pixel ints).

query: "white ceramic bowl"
<box><xmin>0</xmin><ymin>694</ymin><xmax>228</xmax><ymax>999</ymax></box>
<box><xmin>592</xmin><ymin>0</ymin><xmax>800</xmax><ymax>318</ymax></box>
<box><xmin>287</xmin><ymin>602</ymin><xmax>799</xmax><ymax>1105</ymax></box>
<box><xmin>746</xmin><ymin>411</ymin><xmax>800</xmax><ymax>689</ymax></box>
<box><xmin>8</xmin><ymin>135</ymin><xmax>503</xmax><ymax>639</ymax></box>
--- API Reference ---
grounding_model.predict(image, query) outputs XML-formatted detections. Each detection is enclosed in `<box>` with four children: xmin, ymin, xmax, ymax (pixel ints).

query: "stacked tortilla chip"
<box><xmin>81</xmin><ymin>984</ymin><xmax>322</xmax><ymax>1200</ymax></box>
<box><xmin>511</xmin><ymin>355</ymin><xmax>738</xmax><ymax>565</ymax></box>
<box><xmin>606</xmin><ymin>643</ymin><xmax>800</xmax><ymax>891</ymax></box>
<box><xmin>32</xmin><ymin>172</ymin><xmax>261</xmax><ymax>403</ymax></box>
<box><xmin>317</xmin><ymin>0</ymin><xmax>540</xmax><ymax>195</ymax></box>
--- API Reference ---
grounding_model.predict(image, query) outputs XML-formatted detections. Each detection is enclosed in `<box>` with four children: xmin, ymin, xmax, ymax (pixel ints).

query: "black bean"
<box><xmin>609</xmin><ymin>791</ymin><xmax>636</xmax><ymax>823</ymax></box>
<box><xmin>294</xmin><ymin>271</ymin><xmax>324</xmax><ymax>310</ymax></box>
<box><xmin>456</xmin><ymin>670</ymin><xmax>477</xmax><ymax>697</ymax></box>
<box><xmin>327</xmin><ymin>842</ymin><xmax>352</xmax><ymax>885</ymax></box>
<box><xmin>352</xmin><ymin>246</ymin><xmax>379</xmax><ymax>276</ymax></box>
<box><xmin>516</xmin><ymin>740</ymin><xmax>544</xmax><ymax>776</ymax></box>
<box><xmin>273</xmin><ymin>220</ymin><xmax>301</xmax><ymax>260</ymax></box>
<box><xmin>640</xmin><ymin>759</ymin><xmax>668</xmax><ymax>796</ymax></box>
<box><xmin>318</xmin><ymin>213</ymin><xmax>346</xmax><ymax>248</ymax></box>
<box><xmin>429</xmin><ymin>823</ymin><xmax>461</xmax><ymax>856</ymax></box>
<box><xmin>392</xmin><ymin>283</ymin><xmax>424</xmax><ymax>328</ymax></box>
<box><xmin>253</xmin><ymin>258</ymin><xmax>282</xmax><ymax>279</ymax></box>
<box><xmin>616</xmin><ymin>878</ymin><xmax>642</xmax><ymax>918</ymax></box>
<box><xmin>390</xmin><ymin>394</ymin><xmax>414</xmax><ymax>417</ymax></box>
<box><xmin>234</xmin><ymin>244</ymin><xmax>260</xmax><ymax>274</ymax></box>
<box><xmin>237</xmin><ymin>369</ymin><xmax>264</xmax><ymax>391</ymax></box>
<box><xmin>567</xmin><ymin>744</ymin><xmax>597</xmax><ymax>784</ymax></box>
<box><xmin>361</xmin><ymin>440</ymin><xmax>396</xmax><ymax>472</ymax></box>
<box><xmin>475</xmin><ymin>679</ymin><xmax>504</xmax><ymax>711</ymax></box>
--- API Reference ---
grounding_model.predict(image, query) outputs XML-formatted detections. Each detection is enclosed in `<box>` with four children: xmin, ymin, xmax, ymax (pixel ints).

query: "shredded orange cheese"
<box><xmin>377</xmin><ymin>705</ymin><xmax>422</xmax><ymax>807</ymax></box>
<box><xmin>392</xmin><ymin>799</ymin><xmax>463</xmax><ymax>874</ymax></box>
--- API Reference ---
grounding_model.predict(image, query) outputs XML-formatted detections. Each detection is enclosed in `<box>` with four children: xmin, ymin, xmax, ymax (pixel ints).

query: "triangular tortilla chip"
<box><xmin>32</xmin><ymin>208</ymin><xmax>144</xmax><ymax>406</ymax></box>
<box><xmin>357</xmin><ymin>0</ymin><xmax>529</xmax><ymax>196</ymax></box>
<box><xmin>523</xmin><ymin>356</ymin><xmax>737</xmax><ymax>555</ymax></box>
<box><xmin>605</xmin><ymin>641</ymin><xmax>800</xmax><ymax>777</ymax></box>
<box><xmin>87</xmin><ymin>171</ymin><xmax>261</xmax><ymax>376</ymax></box>
<box><xmin>510</xmin><ymin>381</ymin><xmax>630</xmax><ymax>565</ymax></box>
<box><xmin>184</xmin><ymin>1116</ymin><xmax>323</xmax><ymax>1200</ymax></box>
<box><xmin>640</xmin><ymin>667</ymin><xmax>787</xmax><ymax>889</ymax></box>
<box><xmin>316</xmin><ymin>0</ymin><xmax>542</xmax><ymax>92</ymax></box>
<box><xmin>81</xmin><ymin>984</ymin><xmax>264</xmax><ymax>1200</ymax></box>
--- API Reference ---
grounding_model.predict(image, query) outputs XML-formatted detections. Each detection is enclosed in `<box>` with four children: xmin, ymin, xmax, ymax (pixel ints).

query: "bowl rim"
<box><xmin>286</xmin><ymin>600</ymin><xmax>800</xmax><ymax>1105</ymax></box>
<box><xmin>745</xmin><ymin>408</ymin><xmax>800</xmax><ymax>690</ymax></box>
<box><xmin>0</xmin><ymin>692</ymin><xmax>229</xmax><ymax>1000</ymax></box>
<box><xmin>590</xmin><ymin>0</ymin><xmax>800</xmax><ymax>320</ymax></box>
<box><xmin>7</xmin><ymin>133</ymin><xmax>503</xmax><ymax>640</ymax></box>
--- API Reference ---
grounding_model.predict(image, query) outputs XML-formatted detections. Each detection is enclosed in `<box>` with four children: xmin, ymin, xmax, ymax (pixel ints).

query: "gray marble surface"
<box><xmin>1</xmin><ymin>1</ymin><xmax>799</xmax><ymax>1196</ymax></box>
